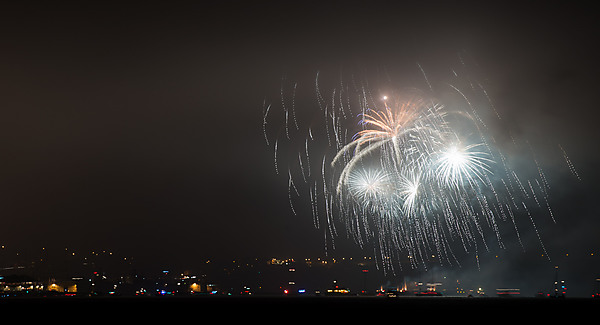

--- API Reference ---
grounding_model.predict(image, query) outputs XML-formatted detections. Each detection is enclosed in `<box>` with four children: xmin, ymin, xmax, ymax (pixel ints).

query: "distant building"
<box><xmin>188</xmin><ymin>274</ymin><xmax>218</xmax><ymax>294</ymax></box>
<box><xmin>48</xmin><ymin>280</ymin><xmax>77</xmax><ymax>294</ymax></box>
<box><xmin>0</xmin><ymin>275</ymin><xmax>45</xmax><ymax>295</ymax></box>
<box><xmin>496</xmin><ymin>288</ymin><xmax>520</xmax><ymax>297</ymax></box>
<box><xmin>415</xmin><ymin>282</ymin><xmax>443</xmax><ymax>296</ymax></box>
<box><xmin>325</xmin><ymin>280</ymin><xmax>350</xmax><ymax>296</ymax></box>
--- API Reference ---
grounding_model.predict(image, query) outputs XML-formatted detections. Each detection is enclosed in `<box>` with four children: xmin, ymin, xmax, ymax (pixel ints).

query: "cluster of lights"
<box><xmin>326</xmin><ymin>288</ymin><xmax>350</xmax><ymax>294</ymax></box>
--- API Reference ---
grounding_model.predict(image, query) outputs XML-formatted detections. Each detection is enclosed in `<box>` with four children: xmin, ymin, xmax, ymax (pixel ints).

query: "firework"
<box><xmin>264</xmin><ymin>59</ymin><xmax>576</xmax><ymax>273</ymax></box>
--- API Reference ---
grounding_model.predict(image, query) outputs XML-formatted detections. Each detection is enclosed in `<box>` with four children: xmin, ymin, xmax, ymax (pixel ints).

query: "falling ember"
<box><xmin>559</xmin><ymin>144</ymin><xmax>581</xmax><ymax>181</ymax></box>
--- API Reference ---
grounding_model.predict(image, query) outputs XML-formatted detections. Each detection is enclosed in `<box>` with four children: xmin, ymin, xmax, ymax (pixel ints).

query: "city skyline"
<box><xmin>1</xmin><ymin>243</ymin><xmax>598</xmax><ymax>297</ymax></box>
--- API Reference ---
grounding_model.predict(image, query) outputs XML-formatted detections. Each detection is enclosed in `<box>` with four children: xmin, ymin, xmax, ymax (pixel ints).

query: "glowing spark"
<box><xmin>347</xmin><ymin>169</ymin><xmax>391</xmax><ymax>208</ymax></box>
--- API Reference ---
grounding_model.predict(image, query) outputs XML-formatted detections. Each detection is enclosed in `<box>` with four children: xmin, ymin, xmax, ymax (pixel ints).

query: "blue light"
<box><xmin>298</xmin><ymin>289</ymin><xmax>306</xmax><ymax>294</ymax></box>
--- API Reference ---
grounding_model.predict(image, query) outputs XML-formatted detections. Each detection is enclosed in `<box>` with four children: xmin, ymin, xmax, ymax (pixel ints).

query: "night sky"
<box><xmin>0</xmin><ymin>2</ymin><xmax>598</xmax><ymax>295</ymax></box>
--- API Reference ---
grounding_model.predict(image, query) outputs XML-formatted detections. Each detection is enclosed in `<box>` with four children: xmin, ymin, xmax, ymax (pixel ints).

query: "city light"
<box><xmin>0</xmin><ymin>250</ymin><xmax>597</xmax><ymax>298</ymax></box>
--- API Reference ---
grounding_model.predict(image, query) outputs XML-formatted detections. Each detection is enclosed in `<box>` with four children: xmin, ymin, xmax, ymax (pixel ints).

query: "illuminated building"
<box><xmin>48</xmin><ymin>279</ymin><xmax>78</xmax><ymax>293</ymax></box>
<box><xmin>0</xmin><ymin>275</ymin><xmax>45</xmax><ymax>295</ymax></box>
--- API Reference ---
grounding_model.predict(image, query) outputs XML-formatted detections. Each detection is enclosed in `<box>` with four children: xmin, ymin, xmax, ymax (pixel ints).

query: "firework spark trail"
<box><xmin>281</xmin><ymin>76</ymin><xmax>290</xmax><ymax>140</ymax></box>
<box><xmin>298</xmin><ymin>152</ymin><xmax>307</xmax><ymax>183</ymax></box>
<box><xmin>310</xmin><ymin>181</ymin><xmax>320</xmax><ymax>228</ymax></box>
<box><xmin>304</xmin><ymin>137</ymin><xmax>311</xmax><ymax>177</ymax></box>
<box><xmin>522</xmin><ymin>202</ymin><xmax>551</xmax><ymax>261</ymax></box>
<box><xmin>417</xmin><ymin>62</ymin><xmax>433</xmax><ymax>91</ymax></box>
<box><xmin>506</xmin><ymin>202</ymin><xmax>524</xmax><ymax>251</ymax></box>
<box><xmin>324</xmin><ymin>105</ymin><xmax>332</xmax><ymax>147</ymax></box>
<box><xmin>288</xmin><ymin>168</ymin><xmax>299</xmax><ymax>197</ymax></box>
<box><xmin>291</xmin><ymin>82</ymin><xmax>299</xmax><ymax>131</ymax></box>
<box><xmin>528</xmin><ymin>180</ymin><xmax>541</xmax><ymax>208</ymax></box>
<box><xmin>535</xmin><ymin>158</ymin><xmax>551</xmax><ymax>191</ymax></box>
<box><xmin>512</xmin><ymin>171</ymin><xmax>529</xmax><ymax>199</ymax></box>
<box><xmin>478</xmin><ymin>81</ymin><xmax>502</xmax><ymax>121</ymax></box>
<box><xmin>265</xmin><ymin>63</ymin><xmax>574</xmax><ymax>272</ymax></box>
<box><xmin>273</xmin><ymin>138</ymin><xmax>279</xmax><ymax>175</ymax></box>
<box><xmin>315</xmin><ymin>71</ymin><xmax>325</xmax><ymax>111</ymax></box>
<box><xmin>288</xmin><ymin>180</ymin><xmax>297</xmax><ymax>216</ymax></box>
<box><xmin>559</xmin><ymin>144</ymin><xmax>581</xmax><ymax>181</ymax></box>
<box><xmin>448</xmin><ymin>83</ymin><xmax>487</xmax><ymax>130</ymax></box>
<box><xmin>262</xmin><ymin>101</ymin><xmax>271</xmax><ymax>146</ymax></box>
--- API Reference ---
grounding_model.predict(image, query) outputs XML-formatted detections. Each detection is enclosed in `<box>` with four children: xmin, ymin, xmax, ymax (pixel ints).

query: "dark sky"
<box><xmin>0</xmin><ymin>2</ymin><xmax>598</xmax><ymax>293</ymax></box>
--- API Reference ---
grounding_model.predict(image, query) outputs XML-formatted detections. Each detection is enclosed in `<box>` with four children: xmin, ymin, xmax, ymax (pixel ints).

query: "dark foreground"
<box><xmin>2</xmin><ymin>295</ymin><xmax>598</xmax><ymax>314</ymax></box>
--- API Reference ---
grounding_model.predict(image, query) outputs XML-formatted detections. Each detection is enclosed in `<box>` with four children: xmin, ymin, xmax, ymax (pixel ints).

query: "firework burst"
<box><xmin>264</xmin><ymin>59</ymin><xmax>578</xmax><ymax>273</ymax></box>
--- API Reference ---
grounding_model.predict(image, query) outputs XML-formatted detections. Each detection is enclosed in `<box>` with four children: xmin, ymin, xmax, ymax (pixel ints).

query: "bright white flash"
<box><xmin>398</xmin><ymin>175</ymin><xmax>420</xmax><ymax>215</ymax></box>
<box><xmin>348</xmin><ymin>169</ymin><xmax>390</xmax><ymax>206</ymax></box>
<box><xmin>437</xmin><ymin>144</ymin><xmax>492</xmax><ymax>188</ymax></box>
